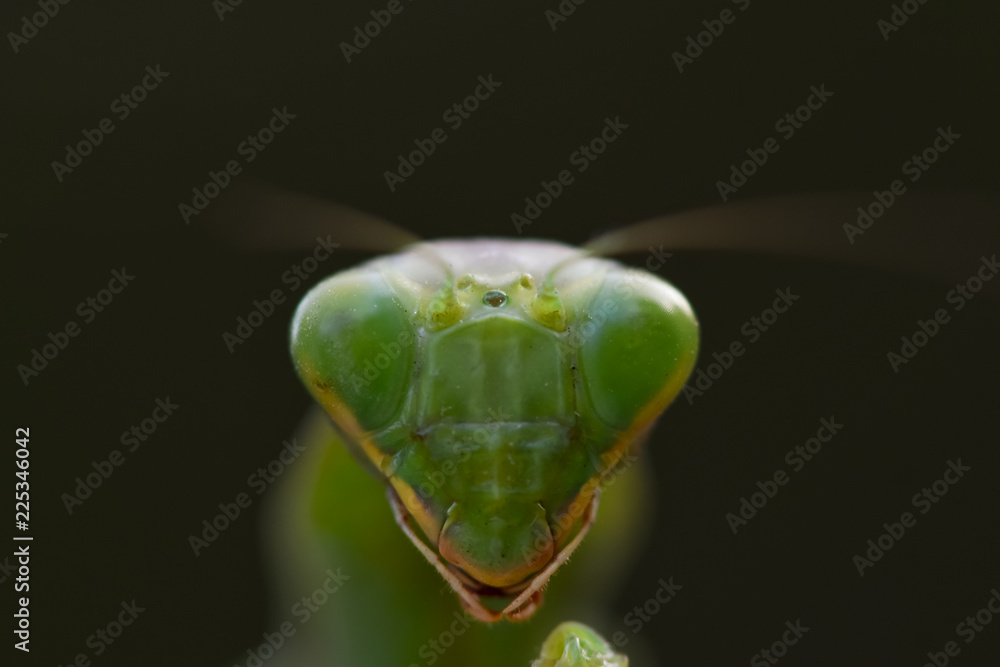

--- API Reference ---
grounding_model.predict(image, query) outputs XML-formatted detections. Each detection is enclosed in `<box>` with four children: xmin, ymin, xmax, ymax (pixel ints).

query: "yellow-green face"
<box><xmin>290</xmin><ymin>239</ymin><xmax>698</xmax><ymax>596</ymax></box>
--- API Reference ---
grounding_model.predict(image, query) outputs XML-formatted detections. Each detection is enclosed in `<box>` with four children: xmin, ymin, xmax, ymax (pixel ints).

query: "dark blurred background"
<box><xmin>3</xmin><ymin>0</ymin><xmax>999</xmax><ymax>665</ymax></box>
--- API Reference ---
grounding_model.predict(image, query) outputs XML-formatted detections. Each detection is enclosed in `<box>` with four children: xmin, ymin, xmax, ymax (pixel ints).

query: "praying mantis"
<box><xmin>213</xmin><ymin>185</ymin><xmax>996</xmax><ymax>666</ymax></box>
<box><xmin>288</xmin><ymin>237</ymin><xmax>699</xmax><ymax>623</ymax></box>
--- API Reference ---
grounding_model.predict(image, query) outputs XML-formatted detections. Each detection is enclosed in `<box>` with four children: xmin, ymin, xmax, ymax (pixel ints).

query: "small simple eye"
<box><xmin>483</xmin><ymin>290</ymin><xmax>507</xmax><ymax>307</ymax></box>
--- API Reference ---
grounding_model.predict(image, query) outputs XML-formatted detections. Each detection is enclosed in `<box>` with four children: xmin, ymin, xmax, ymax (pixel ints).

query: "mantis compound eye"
<box><xmin>577</xmin><ymin>271</ymin><xmax>699</xmax><ymax>431</ymax></box>
<box><xmin>290</xmin><ymin>270</ymin><xmax>415</xmax><ymax>434</ymax></box>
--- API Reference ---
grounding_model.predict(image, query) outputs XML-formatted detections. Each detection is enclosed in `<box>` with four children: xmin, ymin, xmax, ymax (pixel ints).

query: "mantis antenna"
<box><xmin>206</xmin><ymin>180</ymin><xmax>421</xmax><ymax>253</ymax></box>
<box><xmin>584</xmin><ymin>192</ymin><xmax>1000</xmax><ymax>289</ymax></box>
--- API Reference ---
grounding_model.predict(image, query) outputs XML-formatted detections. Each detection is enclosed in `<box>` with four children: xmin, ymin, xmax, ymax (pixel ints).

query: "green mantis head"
<box><xmin>290</xmin><ymin>239</ymin><xmax>698</xmax><ymax>620</ymax></box>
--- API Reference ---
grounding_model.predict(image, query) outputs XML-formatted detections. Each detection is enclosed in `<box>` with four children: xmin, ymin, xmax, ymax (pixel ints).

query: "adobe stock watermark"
<box><xmin>683</xmin><ymin>287</ymin><xmax>800</xmax><ymax>404</ymax></box>
<box><xmin>510</xmin><ymin>115</ymin><xmax>629</xmax><ymax>234</ymax></box>
<box><xmin>51</xmin><ymin>65</ymin><xmax>170</xmax><ymax>182</ymax></box>
<box><xmin>213</xmin><ymin>0</ymin><xmax>246</xmax><ymax>21</ymax></box>
<box><xmin>877</xmin><ymin>0</ymin><xmax>932</xmax><ymax>42</ymax></box>
<box><xmin>178</xmin><ymin>106</ymin><xmax>297</xmax><ymax>224</ymax></box>
<box><xmin>544</xmin><ymin>0</ymin><xmax>588</xmax><ymax>31</ymax></box>
<box><xmin>408</xmin><ymin>611</ymin><xmax>476</xmax><ymax>666</ymax></box>
<box><xmin>187</xmin><ymin>438</ymin><xmax>307</xmax><ymax>556</ymax></box>
<box><xmin>16</xmin><ymin>267</ymin><xmax>136</xmax><ymax>386</ymax></box>
<box><xmin>383</xmin><ymin>74</ymin><xmax>502</xmax><ymax>192</ymax></box>
<box><xmin>555</xmin><ymin>255</ymin><xmax>675</xmax><ymax>363</ymax></box>
<box><xmin>922</xmin><ymin>587</ymin><xmax>1000</xmax><ymax>667</ymax></box>
<box><xmin>55</xmin><ymin>600</ymin><xmax>145</xmax><ymax>665</ymax></box>
<box><xmin>518</xmin><ymin>449</ymin><xmax>640</xmax><ymax>570</ymax></box>
<box><xmin>886</xmin><ymin>253</ymin><xmax>997</xmax><ymax>373</ymax></box>
<box><xmin>642</xmin><ymin>245</ymin><xmax>674</xmax><ymax>273</ymax></box>
<box><xmin>558</xmin><ymin>296</ymin><xmax>617</xmax><ymax>362</ymax></box>
<box><xmin>671</xmin><ymin>0</ymin><xmax>752</xmax><ymax>73</ymax></box>
<box><xmin>232</xmin><ymin>567</ymin><xmax>350</xmax><ymax>667</ymax></box>
<box><xmin>222</xmin><ymin>235</ymin><xmax>339</xmax><ymax>353</ymax></box>
<box><xmin>61</xmin><ymin>396</ymin><xmax>180</xmax><ymax>514</ymax></box>
<box><xmin>716</xmin><ymin>84</ymin><xmax>834</xmax><ymax>202</ymax></box>
<box><xmin>12</xmin><ymin>544</ymin><xmax>30</xmax><ymax>652</ymax></box>
<box><xmin>607</xmin><ymin>577</ymin><xmax>683</xmax><ymax>649</ymax></box>
<box><xmin>843</xmin><ymin>126</ymin><xmax>961</xmax><ymax>244</ymax></box>
<box><xmin>339</xmin><ymin>0</ymin><xmax>417</xmax><ymax>63</ymax></box>
<box><xmin>344</xmin><ymin>330</ymin><xmax>416</xmax><ymax>390</ymax></box>
<box><xmin>750</xmin><ymin>619</ymin><xmax>810</xmax><ymax>666</ymax></box>
<box><xmin>725</xmin><ymin>416</ymin><xmax>845</xmax><ymax>534</ymax></box>
<box><xmin>0</xmin><ymin>551</ymin><xmax>22</xmax><ymax>585</ymax></box>
<box><xmin>412</xmin><ymin>408</ymin><xmax>511</xmax><ymax>502</ymax></box>
<box><xmin>7</xmin><ymin>0</ymin><xmax>73</xmax><ymax>54</ymax></box>
<box><xmin>851</xmin><ymin>459</ymin><xmax>971</xmax><ymax>576</ymax></box>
